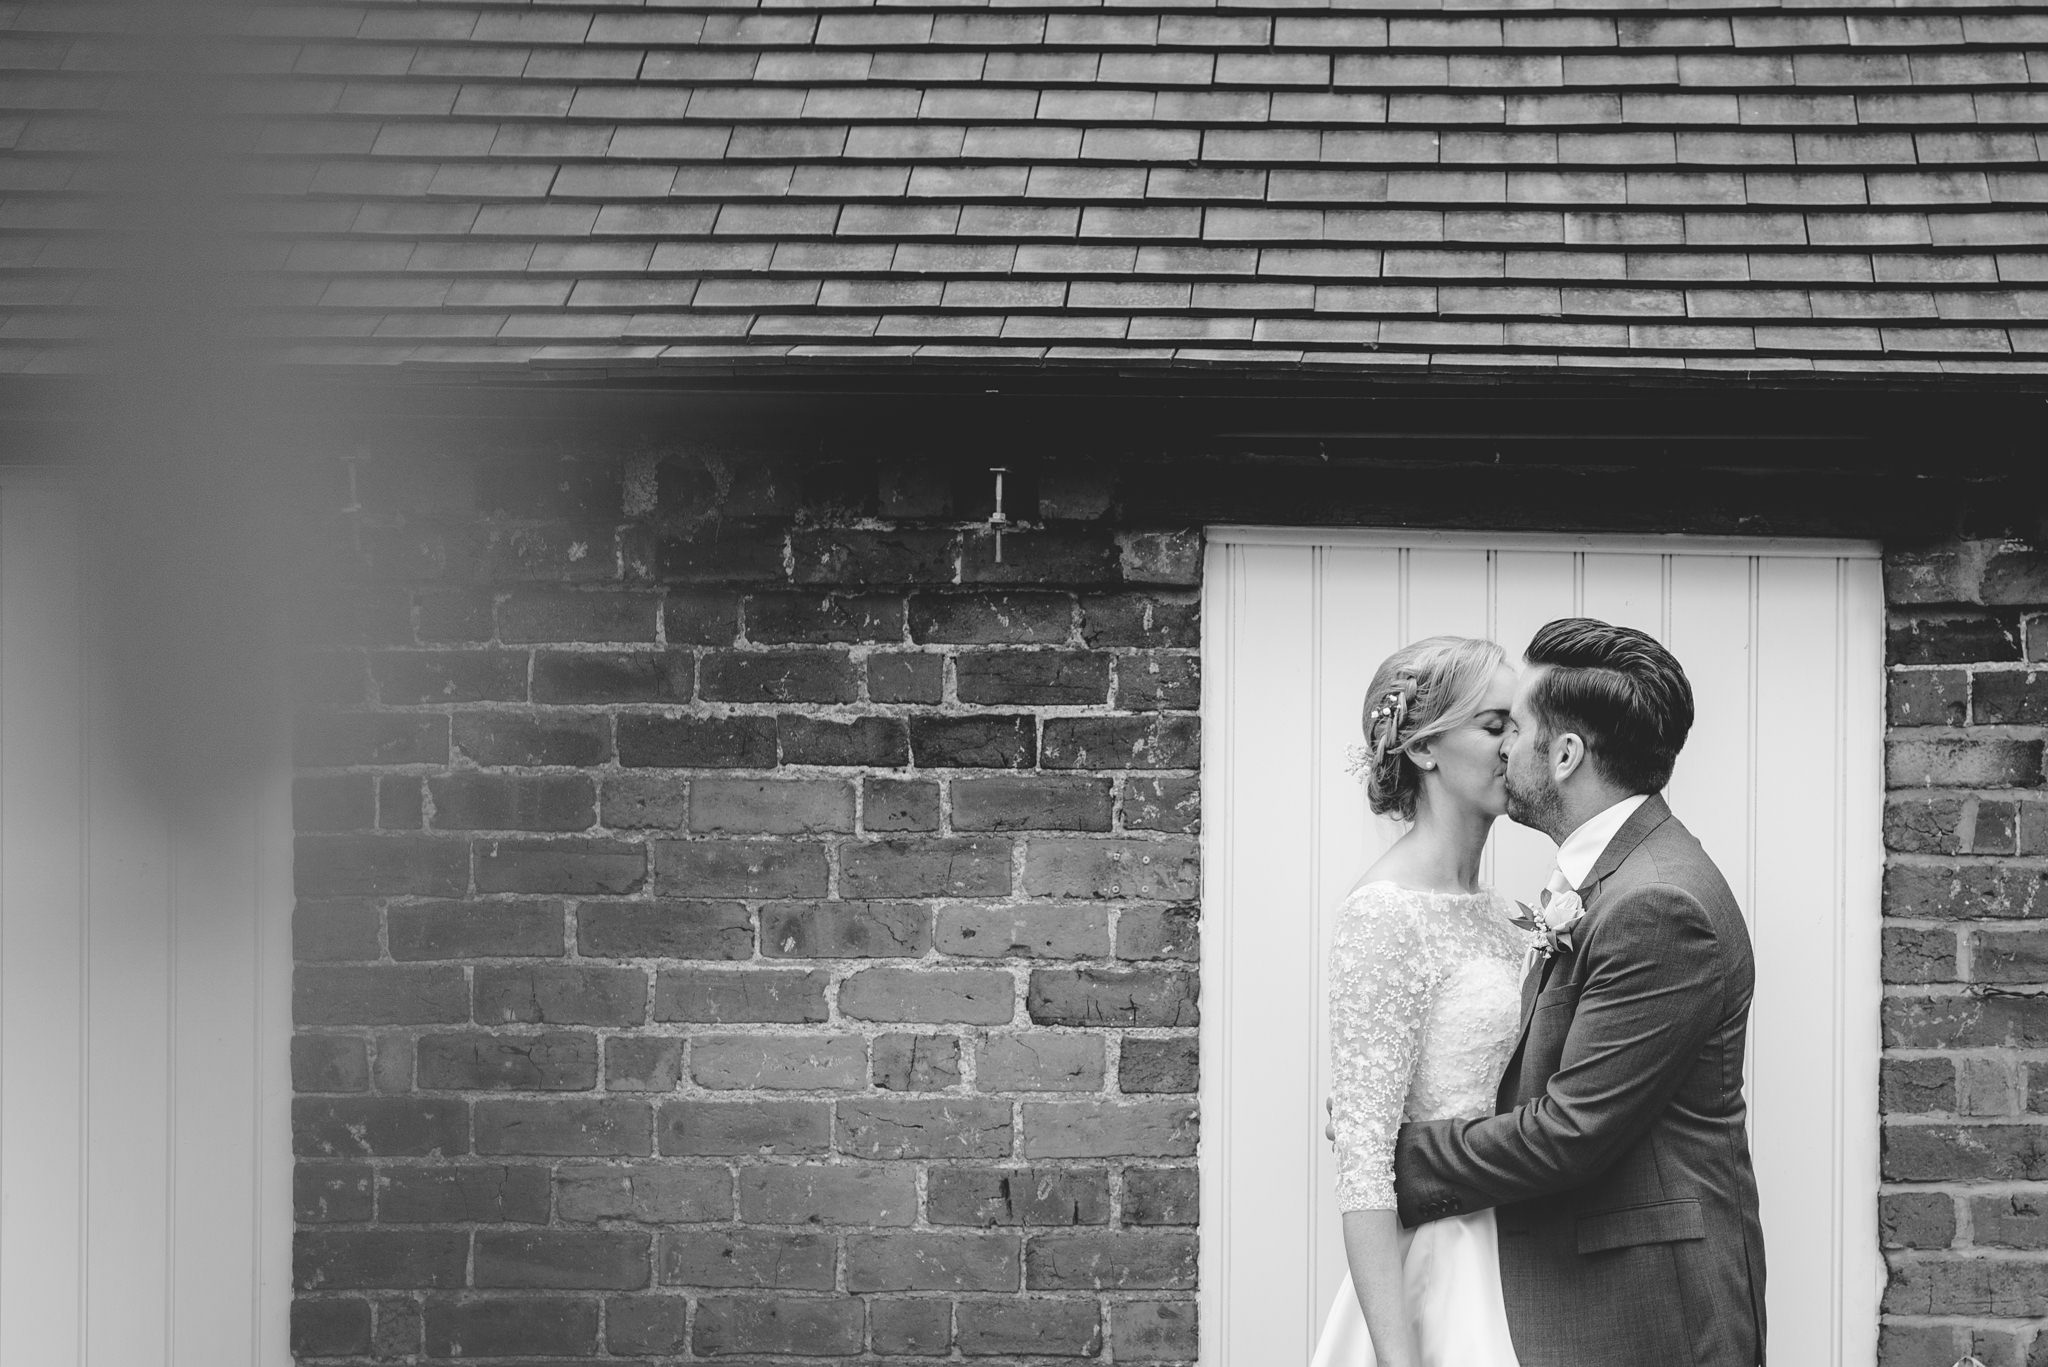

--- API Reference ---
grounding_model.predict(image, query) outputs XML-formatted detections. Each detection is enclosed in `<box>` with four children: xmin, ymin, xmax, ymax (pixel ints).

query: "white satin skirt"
<box><xmin>1309</xmin><ymin>1208</ymin><xmax>1521</xmax><ymax>1367</ymax></box>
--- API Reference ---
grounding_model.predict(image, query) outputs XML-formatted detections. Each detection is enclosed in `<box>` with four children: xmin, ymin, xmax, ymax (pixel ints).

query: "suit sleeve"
<box><xmin>1393</xmin><ymin>882</ymin><xmax>1724</xmax><ymax>1227</ymax></box>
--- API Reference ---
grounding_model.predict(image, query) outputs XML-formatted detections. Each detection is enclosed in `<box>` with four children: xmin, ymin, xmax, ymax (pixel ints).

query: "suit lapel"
<box><xmin>1494</xmin><ymin>792</ymin><xmax>1677</xmax><ymax>1110</ymax></box>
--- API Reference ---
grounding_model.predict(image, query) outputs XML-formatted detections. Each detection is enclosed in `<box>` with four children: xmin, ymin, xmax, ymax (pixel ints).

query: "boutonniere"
<box><xmin>1511</xmin><ymin>891</ymin><xmax>1587</xmax><ymax>960</ymax></box>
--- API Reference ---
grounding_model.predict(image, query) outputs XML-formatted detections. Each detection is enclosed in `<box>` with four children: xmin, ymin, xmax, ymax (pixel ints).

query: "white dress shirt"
<box><xmin>1550</xmin><ymin>793</ymin><xmax>1650</xmax><ymax>895</ymax></box>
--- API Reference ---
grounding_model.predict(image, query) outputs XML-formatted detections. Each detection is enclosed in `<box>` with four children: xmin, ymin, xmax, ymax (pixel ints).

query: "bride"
<box><xmin>1312</xmin><ymin>636</ymin><xmax>1527</xmax><ymax>1367</ymax></box>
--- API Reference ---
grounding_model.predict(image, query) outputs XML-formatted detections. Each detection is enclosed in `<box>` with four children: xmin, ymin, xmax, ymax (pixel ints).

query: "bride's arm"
<box><xmin>1328</xmin><ymin>886</ymin><xmax>1431</xmax><ymax>1365</ymax></box>
<box><xmin>1343</xmin><ymin>1210</ymin><xmax>1422</xmax><ymax>1367</ymax></box>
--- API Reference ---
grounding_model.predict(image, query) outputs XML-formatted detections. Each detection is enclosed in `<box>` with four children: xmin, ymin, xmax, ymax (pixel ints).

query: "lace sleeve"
<box><xmin>1329</xmin><ymin>883</ymin><xmax>1438</xmax><ymax>1213</ymax></box>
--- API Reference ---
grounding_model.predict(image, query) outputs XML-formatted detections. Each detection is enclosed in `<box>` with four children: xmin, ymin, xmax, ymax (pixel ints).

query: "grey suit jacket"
<box><xmin>1393</xmin><ymin>796</ymin><xmax>1767</xmax><ymax>1367</ymax></box>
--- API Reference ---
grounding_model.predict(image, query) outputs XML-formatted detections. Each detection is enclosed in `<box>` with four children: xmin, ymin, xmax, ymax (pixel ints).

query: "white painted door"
<box><xmin>0</xmin><ymin>473</ymin><xmax>294</xmax><ymax>1367</ymax></box>
<box><xmin>1199</xmin><ymin>528</ymin><xmax>1882</xmax><ymax>1367</ymax></box>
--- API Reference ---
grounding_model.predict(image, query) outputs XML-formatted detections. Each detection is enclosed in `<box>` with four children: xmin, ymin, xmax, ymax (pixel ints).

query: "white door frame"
<box><xmin>0</xmin><ymin>467</ymin><xmax>295</xmax><ymax>1367</ymax></box>
<box><xmin>1197</xmin><ymin>525</ymin><xmax>1884</xmax><ymax>1367</ymax></box>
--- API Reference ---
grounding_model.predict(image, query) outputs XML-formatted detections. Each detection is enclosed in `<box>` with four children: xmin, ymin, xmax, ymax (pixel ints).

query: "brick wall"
<box><xmin>289</xmin><ymin>429</ymin><xmax>1205</xmax><ymax>1363</ymax></box>
<box><xmin>1883</xmin><ymin>539</ymin><xmax>2048</xmax><ymax>1367</ymax></box>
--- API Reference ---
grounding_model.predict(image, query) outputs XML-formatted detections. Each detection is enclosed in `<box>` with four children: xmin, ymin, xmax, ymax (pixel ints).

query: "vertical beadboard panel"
<box><xmin>1203</xmin><ymin>528</ymin><xmax>1883</xmax><ymax>1366</ymax></box>
<box><xmin>0</xmin><ymin>475</ymin><xmax>291</xmax><ymax>1367</ymax></box>
<box><xmin>0</xmin><ymin>480</ymin><xmax>88</xmax><ymax>1367</ymax></box>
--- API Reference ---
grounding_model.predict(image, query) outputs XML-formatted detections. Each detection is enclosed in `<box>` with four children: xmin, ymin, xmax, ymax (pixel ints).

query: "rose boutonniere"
<box><xmin>1512</xmin><ymin>891</ymin><xmax>1587</xmax><ymax>960</ymax></box>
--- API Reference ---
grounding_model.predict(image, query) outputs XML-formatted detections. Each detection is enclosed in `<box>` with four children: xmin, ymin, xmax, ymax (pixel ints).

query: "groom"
<box><xmin>1393</xmin><ymin>618</ymin><xmax>1767</xmax><ymax>1366</ymax></box>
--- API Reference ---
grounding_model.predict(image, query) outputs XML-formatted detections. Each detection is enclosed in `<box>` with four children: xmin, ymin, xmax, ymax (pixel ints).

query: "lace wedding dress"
<box><xmin>1311</xmin><ymin>881</ymin><xmax>1529</xmax><ymax>1367</ymax></box>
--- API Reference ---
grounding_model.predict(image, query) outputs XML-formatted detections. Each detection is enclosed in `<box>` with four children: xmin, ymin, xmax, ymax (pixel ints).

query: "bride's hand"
<box><xmin>1324</xmin><ymin>1096</ymin><xmax>1335</xmax><ymax>1144</ymax></box>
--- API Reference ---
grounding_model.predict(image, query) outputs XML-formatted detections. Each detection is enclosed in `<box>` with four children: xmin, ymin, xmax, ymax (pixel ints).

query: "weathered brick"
<box><xmin>1887</xmin><ymin>794</ymin><xmax>1966</xmax><ymax>854</ymax></box>
<box><xmin>847</xmin><ymin>1231</ymin><xmax>1022</xmax><ymax>1293</ymax></box>
<box><xmin>691</xmin><ymin>1035</ymin><xmax>866</xmax><ymax>1090</ymax></box>
<box><xmin>1123</xmin><ymin>1167</ymin><xmax>1199</xmax><ymax>1225</ymax></box>
<box><xmin>605</xmin><ymin>1037</ymin><xmax>683</xmax><ymax>1092</ymax></box>
<box><xmin>295</xmin><ymin>835</ymin><xmax>469</xmax><ymax>899</ymax></box>
<box><xmin>297</xmin><ymin>965</ymin><xmax>469</xmax><ymax>1027</ymax></box>
<box><xmin>1042</xmin><ymin>717</ymin><xmax>1200</xmax><ymax>770</ymax></box>
<box><xmin>747</xmin><ymin>592</ymin><xmax>905</xmax><ymax>645</ymax></box>
<box><xmin>910</xmin><ymin>715</ymin><xmax>1038</xmax><ymax>769</ymax></box>
<box><xmin>838</xmin><ymin>1098</ymin><xmax>1014</xmax><ymax>1159</ymax></box>
<box><xmin>740</xmin><ymin>1162</ymin><xmax>920</xmax><ymax>1225</ymax></box>
<box><xmin>869</xmin><ymin>651</ymin><xmax>944</xmax><ymax>703</ymax></box>
<box><xmin>761</xmin><ymin>900</ymin><xmax>931</xmax><ymax>958</ymax></box>
<box><xmin>556</xmin><ymin>1162</ymin><xmax>732</xmax><ymax>1222</ymax></box>
<box><xmin>980</xmin><ymin>1034</ymin><xmax>1105</xmax><ymax>1092</ymax></box>
<box><xmin>599</xmin><ymin>774</ymin><xmax>686</xmax><ymax>830</ymax></box>
<box><xmin>1022</xmin><ymin>1101</ymin><xmax>1200</xmax><ymax>1160</ymax></box>
<box><xmin>475</xmin><ymin>838</ymin><xmax>646</xmax><ymax>896</ymax></box>
<box><xmin>655</xmin><ymin>967</ymin><xmax>829</xmax><ymax>1024</ymax></box>
<box><xmin>793</xmin><ymin>529</ymin><xmax>957</xmax><ymax>586</ymax></box>
<box><xmin>420</xmin><ymin>1295</ymin><xmax>601</xmax><ymax>1356</ymax></box>
<box><xmin>1025</xmin><ymin>1232</ymin><xmax>1199</xmax><ymax>1290</ymax></box>
<box><xmin>871</xmin><ymin>1297</ymin><xmax>953</xmax><ymax>1356</ymax></box>
<box><xmin>656</xmin><ymin>528</ymin><xmax>790</xmax><ymax>586</ymax></box>
<box><xmin>842</xmin><ymin>966</ymin><xmax>1018</xmax><ymax>1025</ymax></box>
<box><xmin>294</xmin><ymin>1035</ymin><xmax>370</xmax><ymax>1093</ymax></box>
<box><xmin>653</xmin><ymin>839</ymin><xmax>829</xmax><ymax>898</ymax></box>
<box><xmin>1885</xmin><ymin>926</ymin><xmax>1958</xmax><ymax>983</ymax></box>
<box><xmin>956</xmin><ymin>1297</ymin><xmax>1103</xmax><ymax>1357</ymax></box>
<box><xmin>295</xmin><ymin>899</ymin><xmax>381</xmax><ymax>963</ymax></box>
<box><xmin>937</xmin><ymin>904</ymin><xmax>1112</xmax><ymax>960</ymax></box>
<box><xmin>1885</xmin><ymin>860</ymin><xmax>2048</xmax><ymax>920</ymax></box>
<box><xmin>1977</xmin><ymin>669</ymin><xmax>2048</xmax><ymax>727</ymax></box>
<box><xmin>389</xmin><ymin>899</ymin><xmax>566</xmax><ymax>960</ymax></box>
<box><xmin>1113</xmin><ymin>1300</ymin><xmax>1199</xmax><ymax>1362</ymax></box>
<box><xmin>292</xmin><ymin>1299</ymin><xmax>371</xmax><ymax>1356</ymax></box>
<box><xmin>1980</xmin><ymin>1193</ymin><xmax>2048</xmax><ymax>1251</ymax></box>
<box><xmin>476</xmin><ymin>964</ymin><xmax>647</xmax><ymax>1026</ymax></box>
<box><xmin>1880</xmin><ymin>1191</ymin><xmax>1956</xmax><ymax>1249</ymax></box>
<box><xmin>1029</xmin><ymin>969</ymin><xmax>1199</xmax><ymax>1029</ymax></box>
<box><xmin>577</xmin><ymin>900</ymin><xmax>753</xmax><ymax>960</ymax></box>
<box><xmin>1118</xmin><ymin>654</ymin><xmax>1201</xmax><ymax>712</ymax></box>
<box><xmin>1976</xmin><ymin>928</ymin><xmax>2048</xmax><ymax>984</ymax></box>
<box><xmin>297</xmin><ymin>1163</ymin><xmax>373</xmax><ymax>1223</ymax></box>
<box><xmin>1973</xmin><ymin>801</ymin><xmax>2019</xmax><ymax>857</ymax></box>
<box><xmin>841</xmin><ymin>837</ymin><xmax>1013</xmax><ymax>898</ymax></box>
<box><xmin>1883</xmin><ymin>1057</ymin><xmax>1958</xmax><ymax>1113</ymax></box>
<box><xmin>954</xmin><ymin>777</ymin><xmax>1114</xmax><ymax>833</ymax></box>
<box><xmin>660</xmin><ymin>1099</ymin><xmax>832</xmax><ymax>1156</ymax></box>
<box><xmin>417</xmin><ymin>1031</ymin><xmax>599</xmax><ymax>1090</ymax></box>
<box><xmin>475</xmin><ymin>1229</ymin><xmax>650</xmax><ymax>1289</ymax></box>
<box><xmin>531</xmin><ymin>651</ymin><xmax>693</xmax><ymax>706</ymax></box>
<box><xmin>1081</xmin><ymin>596</ymin><xmax>1198</xmax><ymax>649</ymax></box>
<box><xmin>1890</xmin><ymin>669</ymin><xmax>1969</xmax><ymax>728</ymax></box>
<box><xmin>1886</xmin><ymin>738</ymin><xmax>2042</xmax><ymax>789</ymax></box>
<box><xmin>779</xmin><ymin>714</ymin><xmax>910</xmax><ymax>767</ymax></box>
<box><xmin>294</xmin><ymin>1097</ymin><xmax>468</xmax><ymax>1159</ymax></box>
<box><xmin>617</xmin><ymin>714</ymin><xmax>776</xmax><ymax>768</ymax></box>
<box><xmin>912</xmin><ymin>593</ymin><xmax>1074</xmax><ymax>645</ymax></box>
<box><xmin>956</xmin><ymin>650</ymin><xmax>1112</xmax><ymax>706</ymax></box>
<box><xmin>1889</xmin><ymin>612</ymin><xmax>2021</xmax><ymax>666</ymax></box>
<box><xmin>927</xmin><ymin>1166</ymin><xmax>1111</xmax><ymax>1227</ymax></box>
<box><xmin>500</xmin><ymin>589</ymin><xmax>658</xmax><ymax>644</ymax></box>
<box><xmin>1118</xmin><ymin>907</ymin><xmax>1199</xmax><ymax>962</ymax></box>
<box><xmin>296</xmin><ymin>774</ymin><xmax>374</xmax><ymax>832</ymax></box>
<box><xmin>688</xmin><ymin>777</ymin><xmax>855</xmax><ymax>834</ymax></box>
<box><xmin>864</xmin><ymin>777</ymin><xmax>941</xmax><ymax>832</ymax></box>
<box><xmin>700</xmin><ymin>649</ymin><xmax>859</xmax><ymax>704</ymax></box>
<box><xmin>1122</xmin><ymin>775</ymin><xmax>1200</xmax><ymax>834</ymax></box>
<box><xmin>475</xmin><ymin>1099</ymin><xmax>652</xmax><ymax>1157</ymax></box>
<box><xmin>455</xmin><ymin>710</ymin><xmax>610</xmax><ymax>767</ymax></box>
<box><xmin>1888</xmin><ymin>994</ymin><xmax>2048</xmax><ymax>1050</ymax></box>
<box><xmin>377</xmin><ymin>1164</ymin><xmax>549</xmax><ymax>1223</ymax></box>
<box><xmin>295</xmin><ymin>1231</ymin><xmax>467</xmax><ymax>1290</ymax></box>
<box><xmin>873</xmin><ymin>1033</ymin><xmax>963</xmax><ymax>1091</ymax></box>
<box><xmin>1121</xmin><ymin>1038</ymin><xmax>1199</xmax><ymax>1094</ymax></box>
<box><xmin>692</xmin><ymin>1295</ymin><xmax>862</xmax><ymax>1353</ymax></box>
<box><xmin>605</xmin><ymin>1295</ymin><xmax>690</xmax><ymax>1355</ymax></box>
<box><xmin>1982</xmin><ymin>544</ymin><xmax>2048</xmax><ymax>605</ymax></box>
<box><xmin>1884</xmin><ymin>1122</ymin><xmax>2048</xmax><ymax>1181</ymax></box>
<box><xmin>662</xmin><ymin>1230</ymin><xmax>837</xmax><ymax>1290</ymax></box>
<box><xmin>373</xmin><ymin>651</ymin><xmax>528</xmax><ymax>705</ymax></box>
<box><xmin>429</xmin><ymin>774</ymin><xmax>595</xmax><ymax>832</ymax></box>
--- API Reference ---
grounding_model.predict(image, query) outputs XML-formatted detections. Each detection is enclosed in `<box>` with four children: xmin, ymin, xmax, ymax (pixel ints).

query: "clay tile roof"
<box><xmin>5</xmin><ymin>0</ymin><xmax>2048</xmax><ymax>381</ymax></box>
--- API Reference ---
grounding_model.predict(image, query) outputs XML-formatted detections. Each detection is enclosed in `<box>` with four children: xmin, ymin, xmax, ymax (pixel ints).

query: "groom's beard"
<box><xmin>1504</xmin><ymin>765</ymin><xmax>1565</xmax><ymax>838</ymax></box>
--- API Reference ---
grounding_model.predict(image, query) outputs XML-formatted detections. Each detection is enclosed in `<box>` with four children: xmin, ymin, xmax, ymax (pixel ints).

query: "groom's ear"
<box><xmin>1552</xmin><ymin>732</ymin><xmax>1588</xmax><ymax>783</ymax></box>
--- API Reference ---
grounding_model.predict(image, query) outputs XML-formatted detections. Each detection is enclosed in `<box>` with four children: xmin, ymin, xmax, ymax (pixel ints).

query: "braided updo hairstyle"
<box><xmin>1359</xmin><ymin>635</ymin><xmax>1509</xmax><ymax>821</ymax></box>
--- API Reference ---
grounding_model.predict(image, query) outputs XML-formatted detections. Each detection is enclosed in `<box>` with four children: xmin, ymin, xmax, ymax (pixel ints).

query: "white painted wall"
<box><xmin>1199</xmin><ymin>528</ymin><xmax>1883</xmax><ymax>1367</ymax></box>
<box><xmin>0</xmin><ymin>473</ymin><xmax>294</xmax><ymax>1367</ymax></box>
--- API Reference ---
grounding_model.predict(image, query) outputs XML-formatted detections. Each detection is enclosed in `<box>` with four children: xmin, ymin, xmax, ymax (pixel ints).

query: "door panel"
<box><xmin>1200</xmin><ymin>528</ymin><xmax>1882</xmax><ymax>1367</ymax></box>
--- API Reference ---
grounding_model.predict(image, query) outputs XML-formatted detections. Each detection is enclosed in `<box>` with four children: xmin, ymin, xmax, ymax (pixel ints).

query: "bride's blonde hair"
<box><xmin>1360</xmin><ymin>635</ymin><xmax>1508</xmax><ymax>821</ymax></box>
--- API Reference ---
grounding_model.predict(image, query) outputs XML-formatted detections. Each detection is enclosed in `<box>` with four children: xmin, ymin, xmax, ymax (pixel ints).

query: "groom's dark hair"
<box><xmin>1524</xmin><ymin>618</ymin><xmax>1694</xmax><ymax>795</ymax></box>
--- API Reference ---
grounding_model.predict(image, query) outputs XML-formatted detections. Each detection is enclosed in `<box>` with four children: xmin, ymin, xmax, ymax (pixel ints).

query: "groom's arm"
<box><xmin>1393</xmin><ymin>882</ymin><xmax>1724</xmax><ymax>1227</ymax></box>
